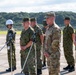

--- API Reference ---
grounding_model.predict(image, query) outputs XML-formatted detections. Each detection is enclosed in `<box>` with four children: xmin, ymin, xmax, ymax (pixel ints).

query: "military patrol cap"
<box><xmin>43</xmin><ymin>20</ymin><xmax>47</xmax><ymax>26</ymax></box>
<box><xmin>23</xmin><ymin>18</ymin><xmax>30</xmax><ymax>22</ymax></box>
<box><xmin>64</xmin><ymin>17</ymin><xmax>70</xmax><ymax>20</ymax></box>
<box><xmin>45</xmin><ymin>12</ymin><xmax>55</xmax><ymax>18</ymax></box>
<box><xmin>30</xmin><ymin>17</ymin><xmax>36</xmax><ymax>22</ymax></box>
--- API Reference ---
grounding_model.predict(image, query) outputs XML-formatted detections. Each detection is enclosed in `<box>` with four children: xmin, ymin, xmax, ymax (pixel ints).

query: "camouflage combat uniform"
<box><xmin>63</xmin><ymin>24</ymin><xmax>75</xmax><ymax>66</ymax></box>
<box><xmin>75</xmin><ymin>30</ymin><xmax>76</xmax><ymax>50</ymax></box>
<box><xmin>45</xmin><ymin>23</ymin><xmax>61</xmax><ymax>75</ymax></box>
<box><xmin>20</xmin><ymin>27</ymin><xmax>36</xmax><ymax>75</ymax></box>
<box><xmin>6</xmin><ymin>28</ymin><xmax>16</xmax><ymax>68</ymax></box>
<box><xmin>33</xmin><ymin>25</ymin><xmax>43</xmax><ymax>72</ymax></box>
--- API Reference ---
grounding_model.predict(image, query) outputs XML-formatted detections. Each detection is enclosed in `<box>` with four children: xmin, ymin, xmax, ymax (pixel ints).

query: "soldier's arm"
<box><xmin>44</xmin><ymin>29</ymin><xmax>50</xmax><ymax>57</ymax></box>
<box><xmin>23</xmin><ymin>29</ymin><xmax>34</xmax><ymax>50</ymax></box>
<box><xmin>21</xmin><ymin>41</ymin><xmax>32</xmax><ymax>51</ymax></box>
<box><xmin>51</xmin><ymin>28</ymin><xmax>61</xmax><ymax>50</ymax></box>
<box><xmin>40</xmin><ymin>35</ymin><xmax>44</xmax><ymax>45</ymax></box>
<box><xmin>71</xmin><ymin>28</ymin><xmax>75</xmax><ymax>43</ymax></box>
<box><xmin>68</xmin><ymin>27</ymin><xmax>75</xmax><ymax>43</ymax></box>
<box><xmin>70</xmin><ymin>28</ymin><xmax>76</xmax><ymax>45</ymax></box>
<box><xmin>39</xmin><ymin>28</ymin><xmax>44</xmax><ymax>45</ymax></box>
<box><xmin>6</xmin><ymin>32</ymin><xmax>10</xmax><ymax>46</ymax></box>
<box><xmin>72</xmin><ymin>34</ymin><xmax>75</xmax><ymax>44</ymax></box>
<box><xmin>21</xmin><ymin>30</ymin><xmax>34</xmax><ymax>51</ymax></box>
<box><xmin>75</xmin><ymin>31</ymin><xmax>76</xmax><ymax>46</ymax></box>
<box><xmin>25</xmin><ymin>41</ymin><xmax>32</xmax><ymax>48</ymax></box>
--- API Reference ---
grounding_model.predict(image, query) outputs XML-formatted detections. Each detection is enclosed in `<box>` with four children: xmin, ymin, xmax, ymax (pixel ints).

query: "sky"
<box><xmin>0</xmin><ymin>0</ymin><xmax>76</xmax><ymax>12</ymax></box>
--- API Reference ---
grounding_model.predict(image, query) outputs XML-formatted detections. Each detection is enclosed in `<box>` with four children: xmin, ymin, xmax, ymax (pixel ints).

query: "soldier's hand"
<box><xmin>21</xmin><ymin>46</ymin><xmax>26</xmax><ymax>51</ymax></box>
<box><xmin>43</xmin><ymin>34</ymin><xmax>46</xmax><ymax>37</ymax></box>
<box><xmin>74</xmin><ymin>41</ymin><xmax>76</xmax><ymax>46</ymax></box>
<box><xmin>20</xmin><ymin>46</ymin><xmax>22</xmax><ymax>50</ymax></box>
<box><xmin>44</xmin><ymin>52</ymin><xmax>49</xmax><ymax>58</ymax></box>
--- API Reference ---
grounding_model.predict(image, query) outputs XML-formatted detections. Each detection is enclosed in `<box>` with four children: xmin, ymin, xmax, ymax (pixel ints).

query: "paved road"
<box><xmin>0</xmin><ymin>35</ymin><xmax>76</xmax><ymax>75</ymax></box>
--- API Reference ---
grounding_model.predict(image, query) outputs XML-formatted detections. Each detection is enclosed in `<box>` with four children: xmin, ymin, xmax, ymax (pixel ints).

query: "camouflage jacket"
<box><xmin>75</xmin><ymin>30</ymin><xmax>76</xmax><ymax>42</ymax></box>
<box><xmin>45</xmin><ymin>23</ymin><xmax>61</xmax><ymax>54</ymax></box>
<box><xmin>33</xmin><ymin>25</ymin><xmax>43</xmax><ymax>44</ymax></box>
<box><xmin>20</xmin><ymin>27</ymin><xmax>34</xmax><ymax>51</ymax></box>
<box><xmin>6</xmin><ymin>28</ymin><xmax>16</xmax><ymax>46</ymax></box>
<box><xmin>63</xmin><ymin>24</ymin><xmax>74</xmax><ymax>47</ymax></box>
<box><xmin>42</xmin><ymin>27</ymin><xmax>46</xmax><ymax>34</ymax></box>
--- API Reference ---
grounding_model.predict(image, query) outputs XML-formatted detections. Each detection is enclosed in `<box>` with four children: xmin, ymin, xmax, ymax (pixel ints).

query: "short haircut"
<box><xmin>23</xmin><ymin>18</ymin><xmax>30</xmax><ymax>22</ymax></box>
<box><xmin>30</xmin><ymin>18</ymin><xmax>36</xmax><ymax>22</ymax></box>
<box><xmin>64</xmin><ymin>17</ymin><xmax>70</xmax><ymax>20</ymax></box>
<box><xmin>45</xmin><ymin>12</ymin><xmax>55</xmax><ymax>18</ymax></box>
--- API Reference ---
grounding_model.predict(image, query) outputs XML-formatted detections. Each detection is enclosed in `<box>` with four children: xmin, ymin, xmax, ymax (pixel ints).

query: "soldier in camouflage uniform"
<box><xmin>30</xmin><ymin>18</ymin><xmax>44</xmax><ymax>75</ymax></box>
<box><xmin>20</xmin><ymin>18</ymin><xmax>36</xmax><ymax>75</ymax></box>
<box><xmin>44</xmin><ymin>12</ymin><xmax>61</xmax><ymax>75</ymax></box>
<box><xmin>6</xmin><ymin>19</ymin><xmax>16</xmax><ymax>72</ymax></box>
<box><xmin>63</xmin><ymin>17</ymin><xmax>75</xmax><ymax>72</ymax></box>
<box><xmin>42</xmin><ymin>20</ymin><xmax>48</xmax><ymax>67</ymax></box>
<box><xmin>75</xmin><ymin>30</ymin><xmax>76</xmax><ymax>49</ymax></box>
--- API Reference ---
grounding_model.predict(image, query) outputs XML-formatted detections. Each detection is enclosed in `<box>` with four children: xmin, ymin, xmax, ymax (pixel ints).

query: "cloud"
<box><xmin>0</xmin><ymin>0</ymin><xmax>76</xmax><ymax>12</ymax></box>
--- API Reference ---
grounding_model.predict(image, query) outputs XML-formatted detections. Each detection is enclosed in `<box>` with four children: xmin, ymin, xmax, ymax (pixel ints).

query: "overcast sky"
<box><xmin>0</xmin><ymin>0</ymin><xmax>76</xmax><ymax>12</ymax></box>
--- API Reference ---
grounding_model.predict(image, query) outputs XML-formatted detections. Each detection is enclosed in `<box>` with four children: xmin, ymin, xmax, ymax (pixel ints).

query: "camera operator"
<box><xmin>6</xmin><ymin>19</ymin><xmax>16</xmax><ymax>72</ymax></box>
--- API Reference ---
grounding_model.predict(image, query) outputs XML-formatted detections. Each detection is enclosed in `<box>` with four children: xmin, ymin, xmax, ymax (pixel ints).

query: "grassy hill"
<box><xmin>0</xmin><ymin>11</ymin><xmax>76</xmax><ymax>30</ymax></box>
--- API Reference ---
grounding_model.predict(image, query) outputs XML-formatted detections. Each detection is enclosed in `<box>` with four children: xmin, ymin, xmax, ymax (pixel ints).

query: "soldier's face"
<box><xmin>22</xmin><ymin>21</ymin><xmax>29</xmax><ymax>28</ymax></box>
<box><xmin>46</xmin><ymin>16</ymin><xmax>55</xmax><ymax>25</ymax></box>
<box><xmin>30</xmin><ymin>21</ymin><xmax>36</xmax><ymax>27</ymax></box>
<box><xmin>64</xmin><ymin>20</ymin><xmax>70</xmax><ymax>25</ymax></box>
<box><xmin>7</xmin><ymin>25</ymin><xmax>12</xmax><ymax>29</ymax></box>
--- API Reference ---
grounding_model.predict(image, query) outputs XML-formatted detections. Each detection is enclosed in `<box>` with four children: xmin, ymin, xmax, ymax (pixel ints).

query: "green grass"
<box><xmin>0</xmin><ymin>31</ymin><xmax>7</xmax><ymax>35</ymax></box>
<box><xmin>16</xmin><ymin>31</ymin><xmax>21</xmax><ymax>35</ymax></box>
<box><xmin>0</xmin><ymin>31</ymin><xmax>21</xmax><ymax>35</ymax></box>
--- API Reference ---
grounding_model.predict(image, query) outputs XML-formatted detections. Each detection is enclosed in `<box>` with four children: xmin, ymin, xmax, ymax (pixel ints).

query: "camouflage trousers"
<box><xmin>36</xmin><ymin>44</ymin><xmax>42</xmax><ymax>69</ymax></box>
<box><xmin>20</xmin><ymin>49</ymin><xmax>36</xmax><ymax>75</ymax></box>
<box><xmin>63</xmin><ymin>46</ymin><xmax>75</xmax><ymax>66</ymax></box>
<box><xmin>7</xmin><ymin>44</ymin><xmax>16</xmax><ymax>68</ymax></box>
<box><xmin>47</xmin><ymin>51</ymin><xmax>60</xmax><ymax>75</ymax></box>
<box><xmin>41</xmin><ymin>45</ymin><xmax>46</xmax><ymax>65</ymax></box>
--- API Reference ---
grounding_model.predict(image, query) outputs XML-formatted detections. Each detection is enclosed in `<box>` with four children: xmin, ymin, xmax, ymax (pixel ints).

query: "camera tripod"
<box><xmin>0</xmin><ymin>41</ymin><xmax>9</xmax><ymax>51</ymax></box>
<box><xmin>0</xmin><ymin>38</ymin><xmax>14</xmax><ymax>75</ymax></box>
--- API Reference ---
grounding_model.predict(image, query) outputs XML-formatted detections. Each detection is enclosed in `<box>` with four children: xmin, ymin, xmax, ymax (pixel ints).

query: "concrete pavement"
<box><xmin>0</xmin><ymin>35</ymin><xmax>76</xmax><ymax>75</ymax></box>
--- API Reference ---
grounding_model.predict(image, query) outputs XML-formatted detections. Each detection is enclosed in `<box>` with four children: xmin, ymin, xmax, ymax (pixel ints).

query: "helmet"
<box><xmin>6</xmin><ymin>19</ymin><xmax>13</xmax><ymax>25</ymax></box>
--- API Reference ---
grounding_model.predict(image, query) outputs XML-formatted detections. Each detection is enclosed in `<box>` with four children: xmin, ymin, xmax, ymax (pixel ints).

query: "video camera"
<box><xmin>8</xmin><ymin>30</ymin><xmax>16</xmax><ymax>41</ymax></box>
<box><xmin>32</xmin><ymin>30</ymin><xmax>39</xmax><ymax>42</ymax></box>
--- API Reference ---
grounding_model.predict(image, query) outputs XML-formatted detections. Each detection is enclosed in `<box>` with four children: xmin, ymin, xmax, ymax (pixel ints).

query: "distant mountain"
<box><xmin>0</xmin><ymin>11</ymin><xmax>76</xmax><ymax>30</ymax></box>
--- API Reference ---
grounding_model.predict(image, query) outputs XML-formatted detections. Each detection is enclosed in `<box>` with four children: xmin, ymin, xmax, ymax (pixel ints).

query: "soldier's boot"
<box><xmin>42</xmin><ymin>61</ymin><xmax>46</xmax><ymax>67</ymax></box>
<box><xmin>6</xmin><ymin>66</ymin><xmax>16</xmax><ymax>72</ymax></box>
<box><xmin>68</xmin><ymin>66</ymin><xmax>75</xmax><ymax>72</ymax></box>
<box><xmin>6</xmin><ymin>68</ymin><xmax>11</xmax><ymax>72</ymax></box>
<box><xmin>63</xmin><ymin>65</ymin><xmax>70</xmax><ymax>70</ymax></box>
<box><xmin>6</xmin><ymin>68</ymin><xmax>14</xmax><ymax>72</ymax></box>
<box><xmin>12</xmin><ymin>66</ymin><xmax>16</xmax><ymax>70</ymax></box>
<box><xmin>37</xmin><ymin>69</ymin><xmax>42</xmax><ymax>75</ymax></box>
